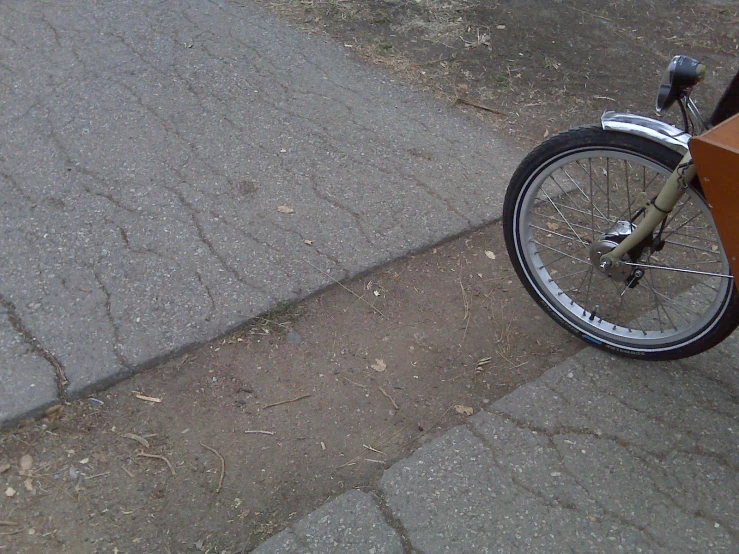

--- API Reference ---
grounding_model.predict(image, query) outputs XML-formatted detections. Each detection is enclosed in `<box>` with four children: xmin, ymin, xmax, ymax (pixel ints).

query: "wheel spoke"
<box><xmin>529</xmin><ymin>223</ymin><xmax>583</xmax><ymax>244</ymax></box>
<box><xmin>548</xmin><ymin>267</ymin><xmax>592</xmax><ymax>281</ymax></box>
<box><xmin>620</xmin><ymin>261</ymin><xmax>732</xmax><ymax>280</ymax></box>
<box><xmin>559</xmin><ymin>166</ymin><xmax>609</xmax><ymax>222</ymax></box>
<box><xmin>644</xmin><ymin>265</ymin><xmax>679</xmax><ymax>331</ymax></box>
<box><xmin>511</xmin><ymin>135</ymin><xmax>733</xmax><ymax>356</ymax></box>
<box><xmin>661</xmin><ymin>211</ymin><xmax>702</xmax><ymax>242</ymax></box>
<box><xmin>531</xmin><ymin>239</ymin><xmax>591</xmax><ymax>265</ymax></box>
<box><xmin>541</xmin><ymin>189</ymin><xmax>588</xmax><ymax>247</ymax></box>
<box><xmin>661</xmin><ymin>239</ymin><xmax>722</xmax><ymax>255</ymax></box>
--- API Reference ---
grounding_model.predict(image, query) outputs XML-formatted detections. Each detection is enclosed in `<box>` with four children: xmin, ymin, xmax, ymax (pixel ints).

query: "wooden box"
<box><xmin>689</xmin><ymin>112</ymin><xmax>739</xmax><ymax>281</ymax></box>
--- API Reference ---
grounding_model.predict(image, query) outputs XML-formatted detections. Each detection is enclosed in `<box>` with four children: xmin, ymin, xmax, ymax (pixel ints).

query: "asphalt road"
<box><xmin>0</xmin><ymin>0</ymin><xmax>521</xmax><ymax>426</ymax></box>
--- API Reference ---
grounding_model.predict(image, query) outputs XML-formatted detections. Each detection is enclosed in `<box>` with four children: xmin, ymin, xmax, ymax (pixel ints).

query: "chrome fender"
<box><xmin>601</xmin><ymin>111</ymin><xmax>690</xmax><ymax>154</ymax></box>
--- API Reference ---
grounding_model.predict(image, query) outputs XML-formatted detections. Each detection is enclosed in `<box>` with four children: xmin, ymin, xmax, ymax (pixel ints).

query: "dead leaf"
<box><xmin>546</xmin><ymin>222</ymin><xmax>560</xmax><ymax>231</ymax></box>
<box><xmin>453</xmin><ymin>404</ymin><xmax>474</xmax><ymax>416</ymax></box>
<box><xmin>122</xmin><ymin>433</ymin><xmax>150</xmax><ymax>449</ymax></box>
<box><xmin>371</xmin><ymin>359</ymin><xmax>387</xmax><ymax>372</ymax></box>
<box><xmin>484</xmin><ymin>250</ymin><xmax>496</xmax><ymax>260</ymax></box>
<box><xmin>0</xmin><ymin>464</ymin><xmax>10</xmax><ymax>474</ymax></box>
<box><xmin>23</xmin><ymin>479</ymin><xmax>34</xmax><ymax>492</ymax></box>
<box><xmin>4</xmin><ymin>487</ymin><xmax>16</xmax><ymax>498</ymax></box>
<box><xmin>304</xmin><ymin>239</ymin><xmax>314</xmax><ymax>245</ymax></box>
<box><xmin>238</xmin><ymin>508</ymin><xmax>252</xmax><ymax>520</ymax></box>
<box><xmin>79</xmin><ymin>458</ymin><xmax>89</xmax><ymax>465</ymax></box>
<box><xmin>19</xmin><ymin>454</ymin><xmax>33</xmax><ymax>471</ymax></box>
<box><xmin>711</xmin><ymin>244</ymin><xmax>719</xmax><ymax>252</ymax></box>
<box><xmin>45</xmin><ymin>404</ymin><xmax>63</xmax><ymax>420</ymax></box>
<box><xmin>277</xmin><ymin>205</ymin><xmax>295</xmax><ymax>214</ymax></box>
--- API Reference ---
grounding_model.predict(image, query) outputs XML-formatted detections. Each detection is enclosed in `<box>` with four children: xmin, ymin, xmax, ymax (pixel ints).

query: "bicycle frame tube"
<box><xmin>595</xmin><ymin>62</ymin><xmax>739</xmax><ymax>272</ymax></box>
<box><xmin>599</xmin><ymin>151</ymin><xmax>696</xmax><ymax>267</ymax></box>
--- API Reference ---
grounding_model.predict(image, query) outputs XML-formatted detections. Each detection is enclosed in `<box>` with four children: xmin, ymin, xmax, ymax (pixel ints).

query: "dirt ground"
<box><xmin>2</xmin><ymin>1</ymin><xmax>738</xmax><ymax>553</ymax></box>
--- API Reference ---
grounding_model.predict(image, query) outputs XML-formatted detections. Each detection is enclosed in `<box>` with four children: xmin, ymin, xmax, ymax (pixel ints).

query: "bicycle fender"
<box><xmin>601</xmin><ymin>111</ymin><xmax>691</xmax><ymax>154</ymax></box>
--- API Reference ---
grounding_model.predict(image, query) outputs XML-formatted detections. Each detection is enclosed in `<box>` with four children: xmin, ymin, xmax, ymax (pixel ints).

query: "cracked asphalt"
<box><xmin>0</xmin><ymin>0</ymin><xmax>521</xmax><ymax>426</ymax></box>
<box><xmin>256</xmin><ymin>336</ymin><xmax>739</xmax><ymax>553</ymax></box>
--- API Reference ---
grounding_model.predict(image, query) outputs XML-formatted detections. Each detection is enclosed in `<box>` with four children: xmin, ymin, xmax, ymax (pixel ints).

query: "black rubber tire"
<box><xmin>503</xmin><ymin>126</ymin><xmax>739</xmax><ymax>360</ymax></box>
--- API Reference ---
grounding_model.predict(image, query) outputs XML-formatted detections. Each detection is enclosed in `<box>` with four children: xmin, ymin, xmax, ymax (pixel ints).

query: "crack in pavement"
<box><xmin>481</xmin><ymin>396</ymin><xmax>738</xmax><ymax>549</ymax></box>
<box><xmin>1</xmin><ymin>0</ymin><xmax>520</xmax><ymax>425</ymax></box>
<box><xmin>0</xmin><ymin>292</ymin><xmax>69</xmax><ymax>400</ymax></box>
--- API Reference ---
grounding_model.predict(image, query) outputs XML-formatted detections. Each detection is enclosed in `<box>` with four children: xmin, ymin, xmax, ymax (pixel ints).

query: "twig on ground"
<box><xmin>453</xmin><ymin>96</ymin><xmax>507</xmax><ymax>115</ymax></box>
<box><xmin>176</xmin><ymin>354</ymin><xmax>191</xmax><ymax>369</ymax></box>
<box><xmin>244</xmin><ymin>430</ymin><xmax>275</xmax><ymax>436</ymax></box>
<box><xmin>496</xmin><ymin>347</ymin><xmax>528</xmax><ymax>370</ymax></box>
<box><xmin>416</xmin><ymin>53</ymin><xmax>457</xmax><ymax>66</ymax></box>
<box><xmin>379</xmin><ymin>386</ymin><xmax>399</xmax><ymax>410</ymax></box>
<box><xmin>459</xmin><ymin>278</ymin><xmax>469</xmax><ymax>322</ymax></box>
<box><xmin>263</xmin><ymin>394</ymin><xmax>311</xmax><ymax>410</ymax></box>
<box><xmin>133</xmin><ymin>393</ymin><xmax>162</xmax><ymax>403</ymax></box>
<box><xmin>363</xmin><ymin>444</ymin><xmax>387</xmax><ymax>456</ymax></box>
<box><xmin>121</xmin><ymin>465</ymin><xmax>135</xmax><ymax>478</ymax></box>
<box><xmin>375</xmin><ymin>422</ymin><xmax>412</xmax><ymax>447</ymax></box>
<box><xmin>343</xmin><ymin>376</ymin><xmax>367</xmax><ymax>388</ymax></box>
<box><xmin>135</xmin><ymin>451</ymin><xmax>176</xmax><ymax>475</ymax></box>
<box><xmin>506</xmin><ymin>360</ymin><xmax>529</xmax><ymax>370</ymax></box>
<box><xmin>301</xmin><ymin>259</ymin><xmax>388</xmax><ymax>319</ymax></box>
<box><xmin>459</xmin><ymin>277</ymin><xmax>470</xmax><ymax>345</ymax></box>
<box><xmin>401</xmin><ymin>405</ymin><xmax>455</xmax><ymax>449</ymax></box>
<box><xmin>200</xmin><ymin>442</ymin><xmax>225</xmax><ymax>494</ymax></box>
<box><xmin>0</xmin><ymin>521</ymin><xmax>19</xmax><ymax>527</ymax></box>
<box><xmin>85</xmin><ymin>471</ymin><xmax>111</xmax><ymax>480</ymax></box>
<box><xmin>122</xmin><ymin>433</ymin><xmax>150</xmax><ymax>449</ymax></box>
<box><xmin>121</xmin><ymin>499</ymin><xmax>150</xmax><ymax>515</ymax></box>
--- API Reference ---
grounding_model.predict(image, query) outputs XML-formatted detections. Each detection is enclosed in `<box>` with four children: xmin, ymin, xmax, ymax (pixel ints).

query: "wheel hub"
<box><xmin>589</xmin><ymin>220</ymin><xmax>637</xmax><ymax>280</ymax></box>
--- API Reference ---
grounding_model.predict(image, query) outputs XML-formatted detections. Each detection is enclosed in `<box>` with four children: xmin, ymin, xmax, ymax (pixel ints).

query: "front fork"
<box><xmin>599</xmin><ymin>151</ymin><xmax>696</xmax><ymax>272</ymax></box>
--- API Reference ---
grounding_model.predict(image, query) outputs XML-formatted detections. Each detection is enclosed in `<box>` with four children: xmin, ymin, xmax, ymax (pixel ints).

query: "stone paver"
<box><xmin>257</xmin><ymin>338</ymin><xmax>739</xmax><ymax>553</ymax></box>
<box><xmin>380</xmin><ymin>341</ymin><xmax>739</xmax><ymax>554</ymax></box>
<box><xmin>0</xmin><ymin>0</ymin><xmax>521</xmax><ymax>425</ymax></box>
<box><xmin>252</xmin><ymin>490</ymin><xmax>403</xmax><ymax>554</ymax></box>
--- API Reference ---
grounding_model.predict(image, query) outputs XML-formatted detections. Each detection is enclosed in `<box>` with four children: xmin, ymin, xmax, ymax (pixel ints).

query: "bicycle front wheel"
<box><xmin>503</xmin><ymin>126</ymin><xmax>739</xmax><ymax>360</ymax></box>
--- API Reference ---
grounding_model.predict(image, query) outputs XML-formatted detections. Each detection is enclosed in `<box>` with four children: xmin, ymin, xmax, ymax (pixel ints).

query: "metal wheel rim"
<box><xmin>516</xmin><ymin>147</ymin><xmax>732</xmax><ymax>350</ymax></box>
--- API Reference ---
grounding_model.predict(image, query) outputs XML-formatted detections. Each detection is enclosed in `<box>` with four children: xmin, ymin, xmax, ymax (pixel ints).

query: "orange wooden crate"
<box><xmin>689</xmin><ymin>112</ymin><xmax>739</xmax><ymax>281</ymax></box>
